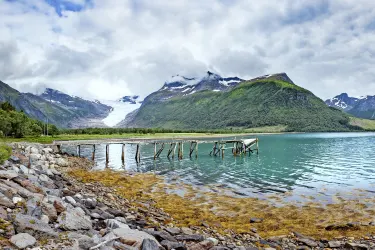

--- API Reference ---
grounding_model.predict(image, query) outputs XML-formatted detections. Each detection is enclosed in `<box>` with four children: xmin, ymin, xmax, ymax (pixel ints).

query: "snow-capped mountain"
<box><xmin>325</xmin><ymin>93</ymin><xmax>375</xmax><ymax>119</ymax></box>
<box><xmin>325</xmin><ymin>93</ymin><xmax>359</xmax><ymax>111</ymax></box>
<box><xmin>145</xmin><ymin>71</ymin><xmax>244</xmax><ymax>103</ymax></box>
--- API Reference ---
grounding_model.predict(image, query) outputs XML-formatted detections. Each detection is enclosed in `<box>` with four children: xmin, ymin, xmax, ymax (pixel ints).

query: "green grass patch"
<box><xmin>349</xmin><ymin>117</ymin><xmax>375</xmax><ymax>131</ymax></box>
<box><xmin>0</xmin><ymin>144</ymin><xmax>11</xmax><ymax>164</ymax></box>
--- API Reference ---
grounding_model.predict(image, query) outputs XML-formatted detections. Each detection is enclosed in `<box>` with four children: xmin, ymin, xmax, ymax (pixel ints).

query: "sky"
<box><xmin>1</xmin><ymin>0</ymin><xmax>375</xmax><ymax>100</ymax></box>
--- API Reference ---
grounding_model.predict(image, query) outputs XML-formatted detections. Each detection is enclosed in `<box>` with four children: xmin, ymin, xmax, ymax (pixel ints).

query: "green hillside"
<box><xmin>128</xmin><ymin>77</ymin><xmax>356</xmax><ymax>132</ymax></box>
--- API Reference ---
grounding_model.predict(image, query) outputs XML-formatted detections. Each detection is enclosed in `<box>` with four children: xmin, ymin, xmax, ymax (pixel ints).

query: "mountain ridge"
<box><xmin>120</xmin><ymin>72</ymin><xmax>353</xmax><ymax>132</ymax></box>
<box><xmin>325</xmin><ymin>93</ymin><xmax>375</xmax><ymax>120</ymax></box>
<box><xmin>0</xmin><ymin>81</ymin><xmax>112</xmax><ymax>128</ymax></box>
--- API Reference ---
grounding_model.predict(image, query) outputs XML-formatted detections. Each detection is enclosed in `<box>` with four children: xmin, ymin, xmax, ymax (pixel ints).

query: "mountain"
<box><xmin>118</xmin><ymin>95</ymin><xmax>141</xmax><ymax>104</ymax></box>
<box><xmin>0</xmin><ymin>81</ymin><xmax>112</xmax><ymax>128</ymax></box>
<box><xmin>120</xmin><ymin>72</ymin><xmax>353</xmax><ymax>132</ymax></box>
<box><xmin>325</xmin><ymin>93</ymin><xmax>375</xmax><ymax>119</ymax></box>
<box><xmin>147</xmin><ymin>71</ymin><xmax>244</xmax><ymax>103</ymax></box>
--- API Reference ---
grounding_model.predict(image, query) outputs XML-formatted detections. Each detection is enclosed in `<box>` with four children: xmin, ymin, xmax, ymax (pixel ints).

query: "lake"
<box><xmin>61</xmin><ymin>132</ymin><xmax>375</xmax><ymax>203</ymax></box>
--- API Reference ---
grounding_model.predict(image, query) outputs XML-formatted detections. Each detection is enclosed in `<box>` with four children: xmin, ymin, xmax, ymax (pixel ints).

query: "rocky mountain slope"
<box><xmin>121</xmin><ymin>73</ymin><xmax>353</xmax><ymax>132</ymax></box>
<box><xmin>326</xmin><ymin>93</ymin><xmax>375</xmax><ymax>119</ymax></box>
<box><xmin>0</xmin><ymin>81</ymin><xmax>112</xmax><ymax>128</ymax></box>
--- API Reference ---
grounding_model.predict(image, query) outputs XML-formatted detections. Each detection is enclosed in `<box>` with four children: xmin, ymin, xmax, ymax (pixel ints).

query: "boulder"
<box><xmin>175</xmin><ymin>234</ymin><xmax>204</xmax><ymax>242</ymax></box>
<box><xmin>56</xmin><ymin>158</ymin><xmax>69</xmax><ymax>167</ymax></box>
<box><xmin>142</xmin><ymin>238</ymin><xmax>160</xmax><ymax>250</ymax></box>
<box><xmin>42</xmin><ymin>202</ymin><xmax>58</xmax><ymax>222</ymax></box>
<box><xmin>113</xmin><ymin>227</ymin><xmax>160</xmax><ymax>249</ymax></box>
<box><xmin>10</xmin><ymin>233</ymin><xmax>36</xmax><ymax>249</ymax></box>
<box><xmin>58</xmin><ymin>207</ymin><xmax>92</xmax><ymax>231</ymax></box>
<box><xmin>161</xmin><ymin>240</ymin><xmax>186</xmax><ymax>250</ymax></box>
<box><xmin>0</xmin><ymin>192</ymin><xmax>15</xmax><ymax>208</ymax></box>
<box><xmin>14</xmin><ymin>214</ymin><xmax>58</xmax><ymax>238</ymax></box>
<box><xmin>165</xmin><ymin>227</ymin><xmax>181</xmax><ymax>235</ymax></box>
<box><xmin>0</xmin><ymin>170</ymin><xmax>18</xmax><ymax>180</ymax></box>
<box><xmin>105</xmin><ymin>219</ymin><xmax>130</xmax><ymax>230</ymax></box>
<box><xmin>19</xmin><ymin>165</ymin><xmax>30</xmax><ymax>175</ymax></box>
<box><xmin>54</xmin><ymin>199</ymin><xmax>66</xmax><ymax>214</ymax></box>
<box><xmin>188</xmin><ymin>240</ymin><xmax>214</xmax><ymax>250</ymax></box>
<box><xmin>29</xmin><ymin>154</ymin><xmax>41</xmax><ymax>162</ymax></box>
<box><xmin>9</xmin><ymin>156</ymin><xmax>21</xmax><ymax>164</ymax></box>
<box><xmin>329</xmin><ymin>241</ymin><xmax>342</xmax><ymax>248</ymax></box>
<box><xmin>146</xmin><ymin>230</ymin><xmax>177</xmax><ymax>242</ymax></box>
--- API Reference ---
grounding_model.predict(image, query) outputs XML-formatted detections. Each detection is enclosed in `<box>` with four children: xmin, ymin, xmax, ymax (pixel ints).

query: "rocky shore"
<box><xmin>0</xmin><ymin>143</ymin><xmax>374</xmax><ymax>250</ymax></box>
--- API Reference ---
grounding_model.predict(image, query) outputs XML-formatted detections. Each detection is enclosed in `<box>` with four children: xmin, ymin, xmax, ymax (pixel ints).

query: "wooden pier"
<box><xmin>53</xmin><ymin>137</ymin><xmax>259</xmax><ymax>165</ymax></box>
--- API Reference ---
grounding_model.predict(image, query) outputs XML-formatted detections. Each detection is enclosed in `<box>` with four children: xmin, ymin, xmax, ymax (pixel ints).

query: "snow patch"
<box><xmin>101</xmin><ymin>100</ymin><xmax>141</xmax><ymax>127</ymax></box>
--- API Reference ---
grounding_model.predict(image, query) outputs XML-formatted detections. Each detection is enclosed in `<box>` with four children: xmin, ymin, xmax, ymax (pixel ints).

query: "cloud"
<box><xmin>1</xmin><ymin>0</ymin><xmax>375</xmax><ymax>100</ymax></box>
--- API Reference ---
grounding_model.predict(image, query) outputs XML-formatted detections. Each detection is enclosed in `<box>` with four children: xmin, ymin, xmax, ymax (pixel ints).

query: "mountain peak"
<box><xmin>250</xmin><ymin>72</ymin><xmax>294</xmax><ymax>84</ymax></box>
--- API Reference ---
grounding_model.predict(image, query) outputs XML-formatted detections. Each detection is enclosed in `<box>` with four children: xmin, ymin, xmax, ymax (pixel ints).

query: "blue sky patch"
<box><xmin>44</xmin><ymin>0</ymin><xmax>92</xmax><ymax>16</ymax></box>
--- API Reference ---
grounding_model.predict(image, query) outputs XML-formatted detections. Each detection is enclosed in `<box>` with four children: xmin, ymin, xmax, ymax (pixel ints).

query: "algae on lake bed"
<box><xmin>67</xmin><ymin>168</ymin><xmax>375</xmax><ymax>239</ymax></box>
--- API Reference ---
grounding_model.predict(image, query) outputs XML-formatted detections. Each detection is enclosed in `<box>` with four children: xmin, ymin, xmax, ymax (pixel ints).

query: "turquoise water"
<box><xmin>62</xmin><ymin>133</ymin><xmax>375</xmax><ymax>202</ymax></box>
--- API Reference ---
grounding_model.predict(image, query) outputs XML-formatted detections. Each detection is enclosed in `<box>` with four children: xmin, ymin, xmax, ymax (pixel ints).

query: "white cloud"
<box><xmin>0</xmin><ymin>0</ymin><xmax>375</xmax><ymax>100</ymax></box>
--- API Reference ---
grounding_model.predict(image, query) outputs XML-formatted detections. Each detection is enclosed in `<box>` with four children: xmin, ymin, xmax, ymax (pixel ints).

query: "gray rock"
<box><xmin>344</xmin><ymin>243</ymin><xmax>369</xmax><ymax>250</ymax></box>
<box><xmin>1</xmin><ymin>179</ymin><xmax>36</xmax><ymax>199</ymax></box>
<box><xmin>165</xmin><ymin>227</ymin><xmax>181</xmax><ymax>235</ymax></box>
<box><xmin>9</xmin><ymin>156</ymin><xmax>21</xmax><ymax>163</ymax></box>
<box><xmin>147</xmin><ymin>230</ymin><xmax>177</xmax><ymax>242</ymax></box>
<box><xmin>298</xmin><ymin>238</ymin><xmax>318</xmax><ymax>247</ymax></box>
<box><xmin>42</xmin><ymin>202</ymin><xmax>58</xmax><ymax>222</ymax></box>
<box><xmin>161</xmin><ymin>240</ymin><xmax>186</xmax><ymax>250</ymax></box>
<box><xmin>30</xmin><ymin>147</ymin><xmax>40</xmax><ymax>154</ymax></box>
<box><xmin>10</xmin><ymin>233</ymin><xmax>36</xmax><ymax>249</ymax></box>
<box><xmin>58</xmin><ymin>207</ymin><xmax>92</xmax><ymax>231</ymax></box>
<box><xmin>56</xmin><ymin>158</ymin><xmax>69</xmax><ymax>167</ymax></box>
<box><xmin>19</xmin><ymin>165</ymin><xmax>30</xmax><ymax>175</ymax></box>
<box><xmin>29</xmin><ymin>154</ymin><xmax>41</xmax><ymax>162</ymax></box>
<box><xmin>65</xmin><ymin>196</ymin><xmax>77</xmax><ymax>205</ymax></box>
<box><xmin>142</xmin><ymin>238</ymin><xmax>160</xmax><ymax>250</ymax></box>
<box><xmin>328</xmin><ymin>241</ymin><xmax>342</xmax><ymax>248</ymax></box>
<box><xmin>180</xmin><ymin>227</ymin><xmax>194</xmax><ymax>235</ymax></box>
<box><xmin>42</xmin><ymin>148</ymin><xmax>53</xmax><ymax>155</ymax></box>
<box><xmin>26</xmin><ymin>198</ymin><xmax>43</xmax><ymax>218</ymax></box>
<box><xmin>113</xmin><ymin>228</ymin><xmax>160</xmax><ymax>248</ymax></box>
<box><xmin>68</xmin><ymin>232</ymin><xmax>96</xmax><ymax>250</ymax></box>
<box><xmin>0</xmin><ymin>192</ymin><xmax>15</xmax><ymax>208</ymax></box>
<box><xmin>12</xmin><ymin>166</ymin><xmax>20</xmax><ymax>173</ymax></box>
<box><xmin>249</xmin><ymin>218</ymin><xmax>263</xmax><ymax>223</ymax></box>
<box><xmin>0</xmin><ymin>170</ymin><xmax>18</xmax><ymax>180</ymax></box>
<box><xmin>14</xmin><ymin>214</ymin><xmax>58</xmax><ymax>238</ymax></box>
<box><xmin>175</xmin><ymin>234</ymin><xmax>204</xmax><ymax>242</ymax></box>
<box><xmin>105</xmin><ymin>219</ymin><xmax>130</xmax><ymax>229</ymax></box>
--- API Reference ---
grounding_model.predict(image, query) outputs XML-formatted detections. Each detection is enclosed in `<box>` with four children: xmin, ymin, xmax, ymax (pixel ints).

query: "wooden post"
<box><xmin>222</xmin><ymin>145</ymin><xmax>225</xmax><ymax>159</ymax></box>
<box><xmin>167</xmin><ymin>143</ymin><xmax>173</xmax><ymax>158</ymax></box>
<box><xmin>106</xmin><ymin>144</ymin><xmax>109</xmax><ymax>163</ymax></box>
<box><xmin>181</xmin><ymin>143</ymin><xmax>184</xmax><ymax>159</ymax></box>
<box><xmin>135</xmin><ymin>144</ymin><xmax>140</xmax><ymax>163</ymax></box>
<box><xmin>92</xmin><ymin>145</ymin><xmax>96</xmax><ymax>161</ymax></box>
<box><xmin>195</xmin><ymin>143</ymin><xmax>198</xmax><ymax>159</ymax></box>
<box><xmin>155</xmin><ymin>143</ymin><xmax>165</xmax><ymax>158</ymax></box>
<box><xmin>256</xmin><ymin>138</ymin><xmax>259</xmax><ymax>155</ymax></box>
<box><xmin>57</xmin><ymin>145</ymin><xmax>62</xmax><ymax>154</ymax></box>
<box><xmin>154</xmin><ymin>143</ymin><xmax>157</xmax><ymax>160</ymax></box>
<box><xmin>121</xmin><ymin>144</ymin><xmax>125</xmax><ymax>163</ymax></box>
<box><xmin>76</xmin><ymin>145</ymin><xmax>81</xmax><ymax>157</ymax></box>
<box><xmin>172</xmin><ymin>143</ymin><xmax>177</xmax><ymax>159</ymax></box>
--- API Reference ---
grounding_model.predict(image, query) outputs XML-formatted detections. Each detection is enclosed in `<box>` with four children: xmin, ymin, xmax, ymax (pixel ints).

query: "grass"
<box><xmin>0</xmin><ymin>144</ymin><xmax>11</xmax><ymax>164</ymax></box>
<box><xmin>68</xmin><ymin>169</ymin><xmax>375</xmax><ymax>240</ymax></box>
<box><xmin>350</xmin><ymin>117</ymin><xmax>375</xmax><ymax>131</ymax></box>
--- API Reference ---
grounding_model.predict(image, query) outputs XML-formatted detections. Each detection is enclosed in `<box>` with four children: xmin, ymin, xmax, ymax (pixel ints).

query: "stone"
<box><xmin>56</xmin><ymin>158</ymin><xmax>69</xmax><ymax>167</ymax></box>
<box><xmin>147</xmin><ymin>230</ymin><xmax>177</xmax><ymax>242</ymax></box>
<box><xmin>58</xmin><ymin>207</ymin><xmax>92</xmax><ymax>231</ymax></box>
<box><xmin>10</xmin><ymin>233</ymin><xmax>36</xmax><ymax>249</ymax></box>
<box><xmin>9</xmin><ymin>156</ymin><xmax>21</xmax><ymax>163</ymax></box>
<box><xmin>0</xmin><ymin>206</ymin><xmax>8</xmax><ymax>220</ymax></box>
<box><xmin>113</xmin><ymin>228</ymin><xmax>160</xmax><ymax>248</ymax></box>
<box><xmin>14</xmin><ymin>214</ymin><xmax>58</xmax><ymax>238</ymax></box>
<box><xmin>188</xmin><ymin>240</ymin><xmax>214</xmax><ymax>250</ymax></box>
<box><xmin>298</xmin><ymin>238</ymin><xmax>318</xmax><ymax>247</ymax></box>
<box><xmin>42</xmin><ymin>202</ymin><xmax>58</xmax><ymax>222</ymax></box>
<box><xmin>13</xmin><ymin>178</ymin><xmax>44</xmax><ymax>194</ymax></box>
<box><xmin>106</xmin><ymin>208</ymin><xmax>125</xmax><ymax>217</ymax></box>
<box><xmin>13</xmin><ymin>196</ymin><xmax>24</xmax><ymax>204</ymax></box>
<box><xmin>19</xmin><ymin>165</ymin><xmax>30</xmax><ymax>175</ymax></box>
<box><xmin>207</xmin><ymin>238</ymin><xmax>219</xmax><ymax>246</ymax></box>
<box><xmin>161</xmin><ymin>240</ymin><xmax>186</xmax><ymax>250</ymax></box>
<box><xmin>175</xmin><ymin>234</ymin><xmax>204</xmax><ymax>242</ymax></box>
<box><xmin>30</xmin><ymin>147</ymin><xmax>40</xmax><ymax>154</ymax></box>
<box><xmin>328</xmin><ymin>241</ymin><xmax>342</xmax><ymax>248</ymax></box>
<box><xmin>54</xmin><ymin>200</ymin><xmax>66</xmax><ymax>214</ymax></box>
<box><xmin>1</xmin><ymin>179</ymin><xmax>36</xmax><ymax>199</ymax></box>
<box><xmin>142</xmin><ymin>238</ymin><xmax>160</xmax><ymax>250</ymax></box>
<box><xmin>0</xmin><ymin>170</ymin><xmax>18</xmax><ymax>180</ymax></box>
<box><xmin>26</xmin><ymin>198</ymin><xmax>43</xmax><ymax>218</ymax></box>
<box><xmin>0</xmin><ymin>192</ymin><xmax>15</xmax><ymax>208</ymax></box>
<box><xmin>40</xmin><ymin>215</ymin><xmax>49</xmax><ymax>224</ymax></box>
<box><xmin>12</xmin><ymin>166</ymin><xmax>20</xmax><ymax>173</ymax></box>
<box><xmin>42</xmin><ymin>148</ymin><xmax>53</xmax><ymax>155</ymax></box>
<box><xmin>165</xmin><ymin>227</ymin><xmax>181</xmax><ymax>235</ymax></box>
<box><xmin>68</xmin><ymin>232</ymin><xmax>96</xmax><ymax>250</ymax></box>
<box><xmin>344</xmin><ymin>243</ymin><xmax>369</xmax><ymax>250</ymax></box>
<box><xmin>249</xmin><ymin>218</ymin><xmax>263</xmax><ymax>223</ymax></box>
<box><xmin>29</xmin><ymin>154</ymin><xmax>41</xmax><ymax>162</ymax></box>
<box><xmin>65</xmin><ymin>196</ymin><xmax>77</xmax><ymax>205</ymax></box>
<box><xmin>91</xmin><ymin>213</ymin><xmax>101</xmax><ymax>219</ymax></box>
<box><xmin>181</xmin><ymin>227</ymin><xmax>194</xmax><ymax>235</ymax></box>
<box><xmin>105</xmin><ymin>219</ymin><xmax>130</xmax><ymax>229</ymax></box>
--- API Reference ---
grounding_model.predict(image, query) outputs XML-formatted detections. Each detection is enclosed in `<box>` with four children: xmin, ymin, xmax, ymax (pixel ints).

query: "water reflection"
<box><xmin>61</xmin><ymin>133</ymin><xmax>375</xmax><ymax>200</ymax></box>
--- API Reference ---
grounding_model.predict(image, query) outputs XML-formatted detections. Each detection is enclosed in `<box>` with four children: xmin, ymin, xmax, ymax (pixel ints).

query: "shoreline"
<box><xmin>0</xmin><ymin>143</ymin><xmax>375</xmax><ymax>249</ymax></box>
